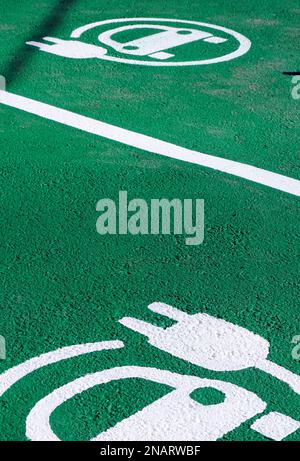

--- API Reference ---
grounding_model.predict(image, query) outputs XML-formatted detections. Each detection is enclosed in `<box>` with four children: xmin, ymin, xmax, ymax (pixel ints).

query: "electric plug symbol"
<box><xmin>26</xmin><ymin>37</ymin><xmax>107</xmax><ymax>59</ymax></box>
<box><xmin>119</xmin><ymin>302</ymin><xmax>300</xmax><ymax>394</ymax></box>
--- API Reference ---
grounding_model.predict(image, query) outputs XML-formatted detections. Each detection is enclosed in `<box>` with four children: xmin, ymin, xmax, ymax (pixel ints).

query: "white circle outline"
<box><xmin>71</xmin><ymin>17</ymin><xmax>251</xmax><ymax>67</ymax></box>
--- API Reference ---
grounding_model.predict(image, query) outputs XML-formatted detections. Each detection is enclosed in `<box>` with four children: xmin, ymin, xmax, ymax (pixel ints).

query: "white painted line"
<box><xmin>1</xmin><ymin>89</ymin><xmax>299</xmax><ymax>197</ymax></box>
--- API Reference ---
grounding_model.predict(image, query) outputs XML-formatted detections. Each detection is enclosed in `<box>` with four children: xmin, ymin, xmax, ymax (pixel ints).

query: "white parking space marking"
<box><xmin>1</xmin><ymin>89</ymin><xmax>299</xmax><ymax>197</ymax></box>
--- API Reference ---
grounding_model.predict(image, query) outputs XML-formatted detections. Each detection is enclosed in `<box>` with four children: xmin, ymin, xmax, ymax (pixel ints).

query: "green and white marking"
<box><xmin>0</xmin><ymin>0</ymin><xmax>299</xmax><ymax>442</ymax></box>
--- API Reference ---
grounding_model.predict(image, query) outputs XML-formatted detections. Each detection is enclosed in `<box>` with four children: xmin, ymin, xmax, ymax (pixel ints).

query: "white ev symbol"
<box><xmin>26</xmin><ymin>18</ymin><xmax>251</xmax><ymax>67</ymax></box>
<box><xmin>25</xmin><ymin>366</ymin><xmax>266</xmax><ymax>441</ymax></box>
<box><xmin>96</xmin><ymin>24</ymin><xmax>227</xmax><ymax>61</ymax></box>
<box><xmin>0</xmin><ymin>303</ymin><xmax>299</xmax><ymax>441</ymax></box>
<box><xmin>121</xmin><ymin>302</ymin><xmax>300</xmax><ymax>393</ymax></box>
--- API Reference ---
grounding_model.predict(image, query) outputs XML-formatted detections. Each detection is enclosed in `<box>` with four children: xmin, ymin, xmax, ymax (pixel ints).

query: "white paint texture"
<box><xmin>251</xmin><ymin>412</ymin><xmax>300</xmax><ymax>441</ymax></box>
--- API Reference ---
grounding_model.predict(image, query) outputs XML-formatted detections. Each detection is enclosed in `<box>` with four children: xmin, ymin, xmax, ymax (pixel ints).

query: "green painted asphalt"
<box><xmin>0</xmin><ymin>0</ymin><xmax>299</xmax><ymax>441</ymax></box>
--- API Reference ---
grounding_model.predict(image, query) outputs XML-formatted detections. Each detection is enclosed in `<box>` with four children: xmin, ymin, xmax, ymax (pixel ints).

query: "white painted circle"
<box><xmin>71</xmin><ymin>17</ymin><xmax>251</xmax><ymax>67</ymax></box>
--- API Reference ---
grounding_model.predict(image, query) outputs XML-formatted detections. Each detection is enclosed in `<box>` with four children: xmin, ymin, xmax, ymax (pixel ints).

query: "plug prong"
<box><xmin>26</xmin><ymin>41</ymin><xmax>46</xmax><ymax>49</ymax></box>
<box><xmin>119</xmin><ymin>317</ymin><xmax>163</xmax><ymax>339</ymax></box>
<box><xmin>148</xmin><ymin>302</ymin><xmax>189</xmax><ymax>322</ymax></box>
<box><xmin>43</xmin><ymin>37</ymin><xmax>65</xmax><ymax>44</ymax></box>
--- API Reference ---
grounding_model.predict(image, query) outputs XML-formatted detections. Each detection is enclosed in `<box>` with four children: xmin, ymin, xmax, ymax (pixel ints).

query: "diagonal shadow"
<box><xmin>1</xmin><ymin>0</ymin><xmax>76</xmax><ymax>86</ymax></box>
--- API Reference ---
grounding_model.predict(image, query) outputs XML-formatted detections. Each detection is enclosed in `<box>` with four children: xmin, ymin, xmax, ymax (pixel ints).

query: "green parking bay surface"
<box><xmin>0</xmin><ymin>0</ymin><xmax>299</xmax><ymax>441</ymax></box>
